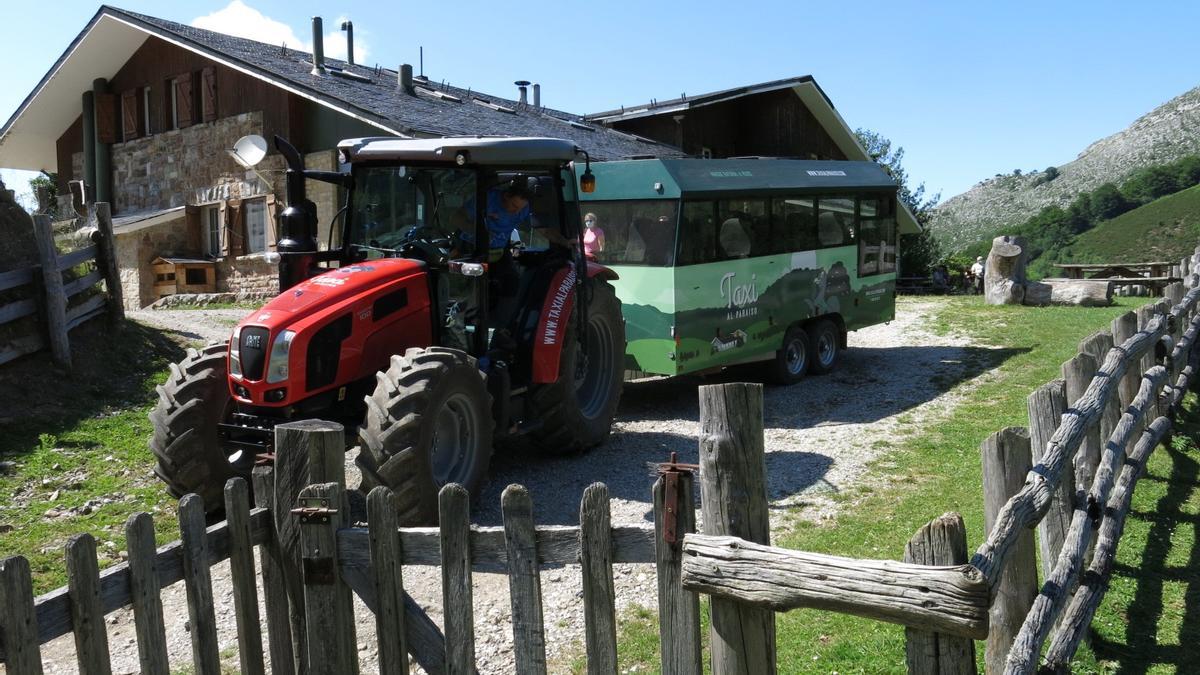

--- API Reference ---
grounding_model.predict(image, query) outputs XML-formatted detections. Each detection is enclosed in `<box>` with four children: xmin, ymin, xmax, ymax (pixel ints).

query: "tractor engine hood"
<box><xmin>228</xmin><ymin>258</ymin><xmax>432</xmax><ymax>407</ymax></box>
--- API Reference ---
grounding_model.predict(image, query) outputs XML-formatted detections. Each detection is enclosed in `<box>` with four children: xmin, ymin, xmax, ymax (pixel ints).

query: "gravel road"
<box><xmin>27</xmin><ymin>299</ymin><xmax>986</xmax><ymax>674</ymax></box>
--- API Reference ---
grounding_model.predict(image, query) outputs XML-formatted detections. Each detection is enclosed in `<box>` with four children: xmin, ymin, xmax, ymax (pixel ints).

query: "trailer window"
<box><xmin>858</xmin><ymin>196</ymin><xmax>897</xmax><ymax>275</ymax></box>
<box><xmin>771</xmin><ymin>197</ymin><xmax>819</xmax><ymax>253</ymax></box>
<box><xmin>581</xmin><ymin>200</ymin><xmax>677</xmax><ymax>266</ymax></box>
<box><xmin>716</xmin><ymin>199</ymin><xmax>768</xmax><ymax>258</ymax></box>
<box><xmin>817</xmin><ymin>197</ymin><xmax>856</xmax><ymax>248</ymax></box>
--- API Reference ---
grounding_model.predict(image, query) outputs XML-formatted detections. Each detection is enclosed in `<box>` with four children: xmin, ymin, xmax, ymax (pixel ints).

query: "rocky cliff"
<box><xmin>931</xmin><ymin>85</ymin><xmax>1200</xmax><ymax>252</ymax></box>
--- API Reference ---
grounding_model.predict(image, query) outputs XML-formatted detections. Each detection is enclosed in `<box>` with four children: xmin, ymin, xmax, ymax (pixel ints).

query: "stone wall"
<box><xmin>114</xmin><ymin>214</ymin><xmax>191</xmax><ymax>309</ymax></box>
<box><xmin>220</xmin><ymin>255</ymin><xmax>277</xmax><ymax>295</ymax></box>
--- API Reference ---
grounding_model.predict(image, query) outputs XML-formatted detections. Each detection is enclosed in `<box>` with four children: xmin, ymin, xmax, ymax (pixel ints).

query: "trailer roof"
<box><xmin>587</xmin><ymin>159</ymin><xmax>898</xmax><ymax>197</ymax></box>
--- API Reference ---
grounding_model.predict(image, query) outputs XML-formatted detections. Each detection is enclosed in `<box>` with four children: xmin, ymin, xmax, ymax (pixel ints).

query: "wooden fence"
<box><xmin>3</xmin><ymin>249</ymin><xmax>1200</xmax><ymax>674</ymax></box>
<box><xmin>0</xmin><ymin>203</ymin><xmax>123</xmax><ymax>368</ymax></box>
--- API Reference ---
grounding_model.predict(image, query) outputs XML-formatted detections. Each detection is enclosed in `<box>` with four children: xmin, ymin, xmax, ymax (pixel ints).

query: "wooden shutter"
<box><xmin>175</xmin><ymin>73</ymin><xmax>194</xmax><ymax>128</ymax></box>
<box><xmin>185</xmin><ymin>204</ymin><xmax>201</xmax><ymax>252</ymax></box>
<box><xmin>218</xmin><ymin>202</ymin><xmax>230</xmax><ymax>257</ymax></box>
<box><xmin>201</xmin><ymin>67</ymin><xmax>217</xmax><ymax>122</ymax></box>
<box><xmin>121</xmin><ymin>89</ymin><xmax>139</xmax><ymax>140</ymax></box>
<box><xmin>226</xmin><ymin>199</ymin><xmax>244</xmax><ymax>257</ymax></box>
<box><xmin>265</xmin><ymin>195</ymin><xmax>278</xmax><ymax>249</ymax></box>
<box><xmin>95</xmin><ymin>93</ymin><xmax>117</xmax><ymax>143</ymax></box>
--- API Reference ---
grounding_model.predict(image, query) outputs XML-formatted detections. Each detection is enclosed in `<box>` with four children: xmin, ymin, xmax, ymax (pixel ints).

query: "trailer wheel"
<box><xmin>529</xmin><ymin>279</ymin><xmax>625</xmax><ymax>454</ymax></box>
<box><xmin>765</xmin><ymin>325</ymin><xmax>810</xmax><ymax>385</ymax></box>
<box><xmin>809</xmin><ymin>319</ymin><xmax>841</xmax><ymax>375</ymax></box>
<box><xmin>356</xmin><ymin>347</ymin><xmax>494</xmax><ymax>524</ymax></box>
<box><xmin>149</xmin><ymin>342</ymin><xmax>245</xmax><ymax>513</ymax></box>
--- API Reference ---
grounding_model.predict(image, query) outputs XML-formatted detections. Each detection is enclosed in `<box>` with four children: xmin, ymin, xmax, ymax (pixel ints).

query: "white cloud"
<box><xmin>190</xmin><ymin>1</ymin><xmax>368</xmax><ymax>64</ymax></box>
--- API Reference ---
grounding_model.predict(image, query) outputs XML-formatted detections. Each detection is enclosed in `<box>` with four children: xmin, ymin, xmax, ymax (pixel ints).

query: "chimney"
<box><xmin>515</xmin><ymin>80</ymin><xmax>530</xmax><ymax>106</ymax></box>
<box><xmin>399</xmin><ymin>64</ymin><xmax>414</xmax><ymax>94</ymax></box>
<box><xmin>340</xmin><ymin>20</ymin><xmax>354</xmax><ymax>66</ymax></box>
<box><xmin>310</xmin><ymin>17</ymin><xmax>326</xmax><ymax>75</ymax></box>
<box><xmin>533</xmin><ymin>83</ymin><xmax>541</xmax><ymax>109</ymax></box>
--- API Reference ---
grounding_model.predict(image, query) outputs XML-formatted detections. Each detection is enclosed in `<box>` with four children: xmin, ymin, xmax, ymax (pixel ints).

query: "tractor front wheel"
<box><xmin>149</xmin><ymin>342</ymin><xmax>246</xmax><ymax>512</ymax></box>
<box><xmin>355</xmin><ymin>347</ymin><xmax>494</xmax><ymax>524</ymax></box>
<box><xmin>528</xmin><ymin>279</ymin><xmax>625</xmax><ymax>454</ymax></box>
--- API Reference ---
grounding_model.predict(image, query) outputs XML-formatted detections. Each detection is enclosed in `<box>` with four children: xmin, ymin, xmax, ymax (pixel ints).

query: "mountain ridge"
<box><xmin>930</xmin><ymin>85</ymin><xmax>1200</xmax><ymax>252</ymax></box>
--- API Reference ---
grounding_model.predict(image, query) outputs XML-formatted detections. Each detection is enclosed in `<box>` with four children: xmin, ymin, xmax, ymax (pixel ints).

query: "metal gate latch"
<box><xmin>290</xmin><ymin>498</ymin><xmax>338</xmax><ymax>524</ymax></box>
<box><xmin>656</xmin><ymin>451</ymin><xmax>699</xmax><ymax>546</ymax></box>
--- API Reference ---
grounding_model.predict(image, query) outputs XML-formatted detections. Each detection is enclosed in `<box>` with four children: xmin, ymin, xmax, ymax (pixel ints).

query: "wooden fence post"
<box><xmin>32</xmin><ymin>214</ymin><xmax>70</xmax><ymax>367</ymax></box>
<box><xmin>502</xmin><ymin>484</ymin><xmax>548</xmax><ymax>675</ymax></box>
<box><xmin>699</xmin><ymin>382</ymin><xmax>776</xmax><ymax>675</ymax></box>
<box><xmin>1028</xmin><ymin>380</ymin><xmax>1070</xmax><ymax>578</ymax></box>
<box><xmin>370</xmin><ymin>487</ymin><xmax>409</xmax><ymax>675</ymax></box>
<box><xmin>1062</xmin><ymin>353</ymin><xmax>1100</xmax><ymax>508</ymax></box>
<box><xmin>179</xmin><ymin>495</ymin><xmax>221</xmax><ymax>675</ymax></box>
<box><xmin>125</xmin><ymin>513</ymin><xmax>169</xmax><ymax>675</ymax></box>
<box><xmin>904</xmin><ymin>513</ymin><xmax>978</xmax><ymax>674</ymax></box>
<box><xmin>252</xmin><ymin>466</ymin><xmax>297</xmax><ymax>675</ymax></box>
<box><xmin>1111</xmin><ymin>312</ymin><xmax>1140</xmax><ymax>411</ymax></box>
<box><xmin>1079</xmin><ymin>332</ymin><xmax>1120</xmax><ymax>446</ymax></box>
<box><xmin>296</xmin><ymin>481</ymin><xmax>359</xmax><ymax>675</ymax></box>
<box><xmin>90</xmin><ymin>202</ymin><xmax>124</xmax><ymax>322</ymax></box>
<box><xmin>225</xmin><ymin>478</ymin><xmax>266</xmax><ymax>675</ymax></box>
<box><xmin>654</xmin><ymin>467</ymin><xmax>702</xmax><ymax>675</ymax></box>
<box><xmin>580</xmin><ymin>483</ymin><xmax>618</xmax><ymax>675</ymax></box>
<box><xmin>0</xmin><ymin>556</ymin><xmax>45</xmax><ymax>675</ymax></box>
<box><xmin>65</xmin><ymin>534</ymin><xmax>113</xmax><ymax>675</ymax></box>
<box><xmin>438</xmin><ymin>484</ymin><xmax>473</xmax><ymax>675</ymax></box>
<box><xmin>273</xmin><ymin>419</ymin><xmax>346</xmax><ymax>675</ymax></box>
<box><xmin>981</xmin><ymin>427</ymin><xmax>1037</xmax><ymax>674</ymax></box>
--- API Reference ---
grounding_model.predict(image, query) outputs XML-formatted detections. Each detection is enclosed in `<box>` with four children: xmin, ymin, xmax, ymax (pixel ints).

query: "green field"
<box><xmin>1029</xmin><ymin>184</ymin><xmax>1200</xmax><ymax>278</ymax></box>
<box><xmin>602</xmin><ymin>295</ymin><xmax>1200</xmax><ymax>673</ymax></box>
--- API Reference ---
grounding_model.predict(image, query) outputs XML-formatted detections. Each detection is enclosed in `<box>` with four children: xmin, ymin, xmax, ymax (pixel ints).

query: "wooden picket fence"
<box><xmin>3</xmin><ymin>250</ymin><xmax>1200</xmax><ymax>674</ymax></box>
<box><xmin>0</xmin><ymin>204</ymin><xmax>123</xmax><ymax>368</ymax></box>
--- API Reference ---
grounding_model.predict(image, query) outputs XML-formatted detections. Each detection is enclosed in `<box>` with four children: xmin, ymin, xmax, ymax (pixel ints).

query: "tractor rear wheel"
<box><xmin>355</xmin><ymin>347</ymin><xmax>494</xmax><ymax>524</ymax></box>
<box><xmin>528</xmin><ymin>279</ymin><xmax>625</xmax><ymax>454</ymax></box>
<box><xmin>149</xmin><ymin>342</ymin><xmax>245</xmax><ymax>512</ymax></box>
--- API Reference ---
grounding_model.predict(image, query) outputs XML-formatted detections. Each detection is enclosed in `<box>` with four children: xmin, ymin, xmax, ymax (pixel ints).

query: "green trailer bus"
<box><xmin>578</xmin><ymin>158</ymin><xmax>906</xmax><ymax>383</ymax></box>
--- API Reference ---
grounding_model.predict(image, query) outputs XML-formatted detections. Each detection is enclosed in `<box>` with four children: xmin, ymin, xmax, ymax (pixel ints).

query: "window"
<box><xmin>771</xmin><ymin>197</ymin><xmax>819</xmax><ymax>253</ymax></box>
<box><xmin>858</xmin><ymin>196</ymin><xmax>897</xmax><ymax>275</ymax></box>
<box><xmin>677</xmin><ymin>200</ymin><xmax>716</xmax><ymax>266</ymax></box>
<box><xmin>167</xmin><ymin>80</ymin><xmax>178</xmax><ymax>130</ymax></box>
<box><xmin>245</xmin><ymin>199</ymin><xmax>267</xmax><ymax>254</ymax></box>
<box><xmin>817</xmin><ymin>197</ymin><xmax>855</xmax><ymax>248</ymax></box>
<box><xmin>185</xmin><ymin>268</ymin><xmax>207</xmax><ymax>285</ymax></box>
<box><xmin>582</xmin><ymin>200</ymin><xmax>677</xmax><ymax>266</ymax></box>
<box><xmin>202</xmin><ymin>205</ymin><xmax>221</xmax><ymax>256</ymax></box>
<box><xmin>716</xmin><ymin>199</ymin><xmax>769</xmax><ymax>258</ymax></box>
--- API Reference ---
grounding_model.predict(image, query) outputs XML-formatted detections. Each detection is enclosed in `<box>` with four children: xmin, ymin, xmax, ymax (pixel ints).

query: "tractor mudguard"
<box><xmin>586</xmin><ymin>261</ymin><xmax>619</xmax><ymax>281</ymax></box>
<box><xmin>531</xmin><ymin>265</ymin><xmax>578</xmax><ymax>383</ymax></box>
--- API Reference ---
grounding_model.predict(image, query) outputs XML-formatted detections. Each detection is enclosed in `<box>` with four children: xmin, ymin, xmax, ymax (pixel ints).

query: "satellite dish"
<box><xmin>229</xmin><ymin>135</ymin><xmax>268</xmax><ymax>169</ymax></box>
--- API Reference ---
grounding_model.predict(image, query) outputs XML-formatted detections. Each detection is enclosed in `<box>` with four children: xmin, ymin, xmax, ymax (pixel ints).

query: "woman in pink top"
<box><xmin>582</xmin><ymin>212</ymin><xmax>606</xmax><ymax>259</ymax></box>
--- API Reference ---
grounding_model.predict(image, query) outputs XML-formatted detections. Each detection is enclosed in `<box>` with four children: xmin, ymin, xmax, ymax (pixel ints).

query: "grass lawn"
<box><xmin>604</xmin><ymin>295</ymin><xmax>1200</xmax><ymax>673</ymax></box>
<box><xmin>0</xmin><ymin>318</ymin><xmax>188</xmax><ymax>593</ymax></box>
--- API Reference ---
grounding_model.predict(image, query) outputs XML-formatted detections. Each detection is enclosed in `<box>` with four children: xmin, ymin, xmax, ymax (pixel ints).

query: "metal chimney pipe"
<box><xmin>310</xmin><ymin>17</ymin><xmax>326</xmax><ymax>75</ymax></box>
<box><xmin>340</xmin><ymin>20</ymin><xmax>354</xmax><ymax>65</ymax></box>
<box><xmin>399</xmin><ymin>64</ymin><xmax>414</xmax><ymax>94</ymax></box>
<box><xmin>514</xmin><ymin>80</ymin><xmax>530</xmax><ymax>106</ymax></box>
<box><xmin>533</xmin><ymin>83</ymin><xmax>540</xmax><ymax>109</ymax></box>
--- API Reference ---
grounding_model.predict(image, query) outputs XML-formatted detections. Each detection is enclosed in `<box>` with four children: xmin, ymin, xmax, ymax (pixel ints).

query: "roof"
<box><xmin>0</xmin><ymin>5</ymin><xmax>682</xmax><ymax>172</ymax></box>
<box><xmin>582</xmin><ymin>159</ymin><xmax>920</xmax><ymax>234</ymax></box>
<box><xmin>340</xmin><ymin>136</ymin><xmax>579</xmax><ymax>165</ymax></box>
<box><xmin>112</xmin><ymin>205</ymin><xmax>185</xmax><ymax>235</ymax></box>
<box><xmin>585</xmin><ymin>77</ymin><xmax>922</xmax><ymax>233</ymax></box>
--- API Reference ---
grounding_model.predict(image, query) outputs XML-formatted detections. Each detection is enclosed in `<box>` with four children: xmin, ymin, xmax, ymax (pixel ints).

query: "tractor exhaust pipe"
<box><xmin>274</xmin><ymin>135</ymin><xmax>318</xmax><ymax>290</ymax></box>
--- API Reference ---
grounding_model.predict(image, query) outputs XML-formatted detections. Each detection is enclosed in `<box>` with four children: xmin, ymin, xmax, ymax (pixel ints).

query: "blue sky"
<box><xmin>2</xmin><ymin>1</ymin><xmax>1198</xmax><ymax>207</ymax></box>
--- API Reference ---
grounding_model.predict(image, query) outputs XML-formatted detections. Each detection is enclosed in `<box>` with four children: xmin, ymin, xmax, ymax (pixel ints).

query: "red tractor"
<box><xmin>150</xmin><ymin>136</ymin><xmax>625</xmax><ymax>522</ymax></box>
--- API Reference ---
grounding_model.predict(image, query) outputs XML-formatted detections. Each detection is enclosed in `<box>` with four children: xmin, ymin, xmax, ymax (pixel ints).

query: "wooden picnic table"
<box><xmin>1053</xmin><ymin>262</ymin><xmax>1172</xmax><ymax>279</ymax></box>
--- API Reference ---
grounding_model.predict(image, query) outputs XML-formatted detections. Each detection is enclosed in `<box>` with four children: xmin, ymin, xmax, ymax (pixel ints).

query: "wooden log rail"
<box><xmin>1004</xmin><ymin>294</ymin><xmax>1200</xmax><ymax>673</ymax></box>
<box><xmin>679</xmin><ymin>535</ymin><xmax>990</xmax><ymax>639</ymax></box>
<box><xmin>969</xmin><ymin>312</ymin><xmax>1168</xmax><ymax>588</ymax></box>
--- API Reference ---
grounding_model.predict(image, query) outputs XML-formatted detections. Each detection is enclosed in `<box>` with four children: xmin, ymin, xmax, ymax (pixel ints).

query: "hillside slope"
<box><xmin>931</xmin><ymin>86</ymin><xmax>1200</xmax><ymax>252</ymax></box>
<box><xmin>1029</xmin><ymin>183</ymin><xmax>1200</xmax><ymax>277</ymax></box>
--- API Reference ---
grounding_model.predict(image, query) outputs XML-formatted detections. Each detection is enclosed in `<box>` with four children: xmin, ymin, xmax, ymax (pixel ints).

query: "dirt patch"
<box><xmin>24</xmin><ymin>299</ymin><xmax>998</xmax><ymax>674</ymax></box>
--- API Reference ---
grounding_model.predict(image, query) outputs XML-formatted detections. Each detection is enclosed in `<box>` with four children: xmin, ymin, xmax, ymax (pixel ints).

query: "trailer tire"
<box><xmin>149</xmin><ymin>342</ymin><xmax>243</xmax><ymax>513</ymax></box>
<box><xmin>356</xmin><ymin>347</ymin><xmax>494</xmax><ymax>525</ymax></box>
<box><xmin>808</xmin><ymin>319</ymin><xmax>841</xmax><ymax>375</ymax></box>
<box><xmin>529</xmin><ymin>279</ymin><xmax>625</xmax><ymax>455</ymax></box>
<box><xmin>765</xmin><ymin>325</ymin><xmax>810</xmax><ymax>385</ymax></box>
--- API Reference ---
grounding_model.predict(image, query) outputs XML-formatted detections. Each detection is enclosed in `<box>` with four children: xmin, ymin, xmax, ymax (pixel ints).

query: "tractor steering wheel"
<box><xmin>400</xmin><ymin>224</ymin><xmax>452</xmax><ymax>265</ymax></box>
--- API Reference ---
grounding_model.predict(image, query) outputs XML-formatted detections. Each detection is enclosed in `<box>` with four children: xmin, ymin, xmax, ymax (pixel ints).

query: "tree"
<box><xmin>28</xmin><ymin>173</ymin><xmax>58</xmax><ymax>215</ymax></box>
<box><xmin>1122</xmin><ymin>165</ymin><xmax>1180</xmax><ymax>204</ymax></box>
<box><xmin>1044</xmin><ymin>166</ymin><xmax>1059</xmax><ymax>181</ymax></box>
<box><xmin>854</xmin><ymin>128</ymin><xmax>941</xmax><ymax>276</ymax></box>
<box><xmin>1089</xmin><ymin>183</ymin><xmax>1127</xmax><ymax>221</ymax></box>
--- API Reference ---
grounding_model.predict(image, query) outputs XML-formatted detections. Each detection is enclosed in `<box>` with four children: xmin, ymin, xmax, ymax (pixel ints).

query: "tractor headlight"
<box><xmin>265</xmin><ymin>330</ymin><xmax>295</xmax><ymax>384</ymax></box>
<box><xmin>229</xmin><ymin>327</ymin><xmax>243</xmax><ymax>377</ymax></box>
